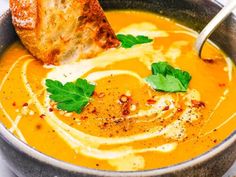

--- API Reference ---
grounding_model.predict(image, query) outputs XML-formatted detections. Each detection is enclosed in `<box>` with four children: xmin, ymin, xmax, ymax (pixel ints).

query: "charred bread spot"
<box><xmin>47</xmin><ymin>49</ymin><xmax>61</xmax><ymax>65</ymax></box>
<box><xmin>79</xmin><ymin>0</ymin><xmax>120</xmax><ymax>49</ymax></box>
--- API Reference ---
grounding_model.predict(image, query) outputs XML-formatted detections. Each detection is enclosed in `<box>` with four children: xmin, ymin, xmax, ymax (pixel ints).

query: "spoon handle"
<box><xmin>195</xmin><ymin>1</ymin><xmax>236</xmax><ymax>58</ymax></box>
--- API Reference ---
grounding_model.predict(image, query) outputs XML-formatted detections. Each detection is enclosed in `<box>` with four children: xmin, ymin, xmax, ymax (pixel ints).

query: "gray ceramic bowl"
<box><xmin>0</xmin><ymin>0</ymin><xmax>236</xmax><ymax>177</ymax></box>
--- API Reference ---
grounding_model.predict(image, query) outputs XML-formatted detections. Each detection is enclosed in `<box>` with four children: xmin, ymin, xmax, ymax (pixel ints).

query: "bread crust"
<box><xmin>10</xmin><ymin>0</ymin><xmax>120</xmax><ymax>64</ymax></box>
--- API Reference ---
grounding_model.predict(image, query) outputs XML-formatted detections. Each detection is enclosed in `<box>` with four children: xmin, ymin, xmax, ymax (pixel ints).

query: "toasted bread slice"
<box><xmin>10</xmin><ymin>0</ymin><xmax>120</xmax><ymax>64</ymax></box>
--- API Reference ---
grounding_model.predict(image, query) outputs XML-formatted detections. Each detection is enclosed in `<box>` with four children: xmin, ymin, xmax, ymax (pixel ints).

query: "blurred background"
<box><xmin>0</xmin><ymin>0</ymin><xmax>8</xmax><ymax>15</ymax></box>
<box><xmin>0</xmin><ymin>0</ymin><xmax>235</xmax><ymax>176</ymax></box>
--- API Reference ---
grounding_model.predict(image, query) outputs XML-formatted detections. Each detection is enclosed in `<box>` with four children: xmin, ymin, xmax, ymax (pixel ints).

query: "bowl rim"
<box><xmin>0</xmin><ymin>1</ymin><xmax>236</xmax><ymax>176</ymax></box>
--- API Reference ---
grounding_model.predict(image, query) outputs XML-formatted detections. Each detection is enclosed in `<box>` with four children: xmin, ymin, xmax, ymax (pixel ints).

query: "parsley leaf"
<box><xmin>45</xmin><ymin>78</ymin><xmax>95</xmax><ymax>114</ymax></box>
<box><xmin>117</xmin><ymin>34</ymin><xmax>153</xmax><ymax>48</ymax></box>
<box><xmin>146</xmin><ymin>62</ymin><xmax>191</xmax><ymax>92</ymax></box>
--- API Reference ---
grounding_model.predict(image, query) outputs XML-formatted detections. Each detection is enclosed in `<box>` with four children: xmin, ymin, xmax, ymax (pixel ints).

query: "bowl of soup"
<box><xmin>0</xmin><ymin>0</ymin><xmax>235</xmax><ymax>177</ymax></box>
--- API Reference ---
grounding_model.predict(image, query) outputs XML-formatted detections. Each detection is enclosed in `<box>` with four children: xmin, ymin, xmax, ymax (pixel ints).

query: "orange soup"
<box><xmin>0</xmin><ymin>11</ymin><xmax>236</xmax><ymax>171</ymax></box>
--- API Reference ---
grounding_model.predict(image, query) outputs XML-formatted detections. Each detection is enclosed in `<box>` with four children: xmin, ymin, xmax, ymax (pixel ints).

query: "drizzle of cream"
<box><xmin>118</xmin><ymin>22</ymin><xmax>169</xmax><ymax>38</ymax></box>
<box><xmin>19</xmin><ymin>57</ymin><xmax>201</xmax><ymax>162</ymax></box>
<box><xmin>46</xmin><ymin>43</ymin><xmax>164</xmax><ymax>83</ymax></box>
<box><xmin>86</xmin><ymin>70</ymin><xmax>144</xmax><ymax>84</ymax></box>
<box><xmin>9</xmin><ymin>115</ymin><xmax>22</xmax><ymax>132</ymax></box>
<box><xmin>199</xmin><ymin>89</ymin><xmax>229</xmax><ymax>135</ymax></box>
<box><xmin>21</xmin><ymin>60</ymin><xmax>181</xmax><ymax>160</ymax></box>
<box><xmin>0</xmin><ymin>23</ymin><xmax>210</xmax><ymax>169</ymax></box>
<box><xmin>204</xmin><ymin>112</ymin><xmax>236</xmax><ymax>136</ymax></box>
<box><xmin>108</xmin><ymin>153</ymin><xmax>145</xmax><ymax>171</ymax></box>
<box><xmin>0</xmin><ymin>55</ymin><xmax>30</xmax><ymax>90</ymax></box>
<box><xmin>165</xmin><ymin>41</ymin><xmax>188</xmax><ymax>62</ymax></box>
<box><xmin>127</xmin><ymin>95</ymin><xmax>177</xmax><ymax>122</ymax></box>
<box><xmin>43</xmin><ymin>75</ymin><xmax>200</xmax><ymax>149</ymax></box>
<box><xmin>42</xmin><ymin>79</ymin><xmax>199</xmax><ymax>160</ymax></box>
<box><xmin>0</xmin><ymin>103</ymin><xmax>26</xmax><ymax>142</ymax></box>
<box><xmin>0</xmin><ymin>55</ymin><xmax>30</xmax><ymax>142</ymax></box>
<box><xmin>108</xmin><ymin>143</ymin><xmax>177</xmax><ymax>170</ymax></box>
<box><xmin>39</xmin><ymin>23</ymin><xmax>203</xmax><ymax>162</ymax></box>
<box><xmin>9</xmin><ymin>90</ymin><xmax>43</xmax><ymax>133</ymax></box>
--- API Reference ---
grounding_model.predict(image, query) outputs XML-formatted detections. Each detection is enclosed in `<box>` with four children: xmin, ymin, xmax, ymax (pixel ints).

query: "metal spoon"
<box><xmin>195</xmin><ymin>0</ymin><xmax>236</xmax><ymax>58</ymax></box>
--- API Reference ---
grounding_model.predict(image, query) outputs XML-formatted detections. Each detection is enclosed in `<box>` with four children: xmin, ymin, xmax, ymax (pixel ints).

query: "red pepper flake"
<box><xmin>162</xmin><ymin>105</ymin><xmax>169</xmax><ymax>111</ymax></box>
<box><xmin>119</xmin><ymin>94</ymin><xmax>133</xmax><ymax>116</ymax></box>
<box><xmin>98</xmin><ymin>92</ymin><xmax>105</xmax><ymax>98</ymax></box>
<box><xmin>191</xmin><ymin>100</ymin><xmax>205</xmax><ymax>108</ymax></box>
<box><xmin>22</xmin><ymin>103</ymin><xmax>28</xmax><ymax>107</ymax></box>
<box><xmin>121</xmin><ymin>102</ymin><xmax>131</xmax><ymax>116</ymax></box>
<box><xmin>147</xmin><ymin>99</ymin><xmax>156</xmax><ymax>105</ymax></box>
<box><xmin>12</xmin><ymin>102</ymin><xmax>16</xmax><ymax>106</ymax></box>
<box><xmin>119</xmin><ymin>95</ymin><xmax>129</xmax><ymax>103</ymax></box>
<box><xmin>177</xmin><ymin>108</ymin><xmax>183</xmax><ymax>112</ymax></box>
<box><xmin>122</xmin><ymin>109</ymin><xmax>130</xmax><ymax>116</ymax></box>
<box><xmin>213</xmin><ymin>139</ymin><xmax>217</xmax><ymax>143</ymax></box>
<box><xmin>39</xmin><ymin>114</ymin><xmax>45</xmax><ymax>119</ymax></box>
<box><xmin>80</xmin><ymin>116</ymin><xmax>88</xmax><ymax>120</ymax></box>
<box><xmin>218</xmin><ymin>83</ymin><xmax>226</xmax><ymax>87</ymax></box>
<box><xmin>49</xmin><ymin>108</ymin><xmax>53</xmax><ymax>112</ymax></box>
<box><xmin>202</xmin><ymin>58</ymin><xmax>215</xmax><ymax>64</ymax></box>
<box><xmin>102</xmin><ymin>122</ymin><xmax>108</xmax><ymax>128</ymax></box>
<box><xmin>91</xmin><ymin>107</ymin><xmax>97</xmax><ymax>114</ymax></box>
<box><xmin>93</xmin><ymin>91</ymin><xmax>98</xmax><ymax>97</ymax></box>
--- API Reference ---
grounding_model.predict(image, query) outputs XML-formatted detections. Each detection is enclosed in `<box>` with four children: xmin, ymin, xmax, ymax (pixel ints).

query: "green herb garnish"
<box><xmin>46</xmin><ymin>78</ymin><xmax>95</xmax><ymax>114</ymax></box>
<box><xmin>117</xmin><ymin>34</ymin><xmax>153</xmax><ymax>48</ymax></box>
<box><xmin>145</xmin><ymin>62</ymin><xmax>191</xmax><ymax>92</ymax></box>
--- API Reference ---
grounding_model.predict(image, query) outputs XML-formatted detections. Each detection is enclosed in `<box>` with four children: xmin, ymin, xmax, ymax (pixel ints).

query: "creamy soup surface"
<box><xmin>0</xmin><ymin>11</ymin><xmax>236</xmax><ymax>171</ymax></box>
